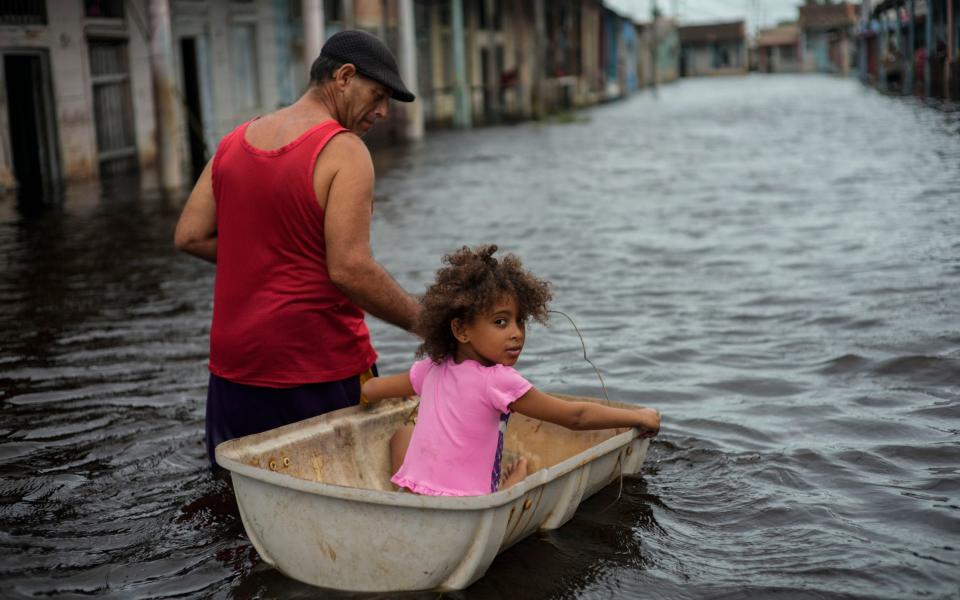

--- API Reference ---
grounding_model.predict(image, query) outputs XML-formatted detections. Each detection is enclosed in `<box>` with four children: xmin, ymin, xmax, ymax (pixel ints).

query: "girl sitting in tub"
<box><xmin>361</xmin><ymin>245</ymin><xmax>660</xmax><ymax>496</ymax></box>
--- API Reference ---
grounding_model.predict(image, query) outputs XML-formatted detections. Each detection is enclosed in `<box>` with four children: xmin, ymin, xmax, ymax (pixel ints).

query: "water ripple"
<box><xmin>1</xmin><ymin>75</ymin><xmax>958</xmax><ymax>599</ymax></box>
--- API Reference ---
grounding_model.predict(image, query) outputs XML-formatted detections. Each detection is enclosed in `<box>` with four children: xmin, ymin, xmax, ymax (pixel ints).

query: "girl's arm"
<box><xmin>361</xmin><ymin>373</ymin><xmax>416</xmax><ymax>404</ymax></box>
<box><xmin>510</xmin><ymin>388</ymin><xmax>660</xmax><ymax>435</ymax></box>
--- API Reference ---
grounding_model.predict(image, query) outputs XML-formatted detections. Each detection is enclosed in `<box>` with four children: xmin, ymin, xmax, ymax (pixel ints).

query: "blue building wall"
<box><xmin>623</xmin><ymin>21</ymin><xmax>638</xmax><ymax>91</ymax></box>
<box><xmin>603</xmin><ymin>10</ymin><xmax>620</xmax><ymax>85</ymax></box>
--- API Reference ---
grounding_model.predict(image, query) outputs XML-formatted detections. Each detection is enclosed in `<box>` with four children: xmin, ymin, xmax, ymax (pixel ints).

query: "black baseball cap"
<box><xmin>320</xmin><ymin>30</ymin><xmax>415</xmax><ymax>103</ymax></box>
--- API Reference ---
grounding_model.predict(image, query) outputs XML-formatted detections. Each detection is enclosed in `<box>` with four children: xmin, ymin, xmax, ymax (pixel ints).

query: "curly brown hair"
<box><xmin>415</xmin><ymin>244</ymin><xmax>552</xmax><ymax>362</ymax></box>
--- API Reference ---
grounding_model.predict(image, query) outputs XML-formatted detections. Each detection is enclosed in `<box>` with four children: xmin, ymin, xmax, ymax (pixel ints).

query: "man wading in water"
<box><xmin>174</xmin><ymin>30</ymin><xmax>420</xmax><ymax>467</ymax></box>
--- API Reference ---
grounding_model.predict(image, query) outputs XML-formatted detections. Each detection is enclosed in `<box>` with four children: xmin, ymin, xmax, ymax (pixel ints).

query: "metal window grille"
<box><xmin>0</xmin><ymin>0</ymin><xmax>47</xmax><ymax>25</ymax></box>
<box><xmin>89</xmin><ymin>40</ymin><xmax>138</xmax><ymax>174</ymax></box>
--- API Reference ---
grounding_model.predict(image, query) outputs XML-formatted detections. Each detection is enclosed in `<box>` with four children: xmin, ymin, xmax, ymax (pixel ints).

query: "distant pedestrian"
<box><xmin>882</xmin><ymin>41</ymin><xmax>903</xmax><ymax>91</ymax></box>
<box><xmin>914</xmin><ymin>47</ymin><xmax>927</xmax><ymax>94</ymax></box>
<box><xmin>361</xmin><ymin>245</ymin><xmax>661</xmax><ymax>496</ymax></box>
<box><xmin>174</xmin><ymin>30</ymin><xmax>421</xmax><ymax>468</ymax></box>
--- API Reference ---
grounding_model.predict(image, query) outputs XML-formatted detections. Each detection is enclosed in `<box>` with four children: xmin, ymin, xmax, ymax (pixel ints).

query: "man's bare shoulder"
<box><xmin>324</xmin><ymin>131</ymin><xmax>373</xmax><ymax>168</ymax></box>
<box><xmin>313</xmin><ymin>131</ymin><xmax>374</xmax><ymax>206</ymax></box>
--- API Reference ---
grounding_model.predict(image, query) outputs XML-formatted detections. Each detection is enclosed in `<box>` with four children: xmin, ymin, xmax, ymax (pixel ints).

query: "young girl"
<box><xmin>362</xmin><ymin>245</ymin><xmax>660</xmax><ymax>496</ymax></box>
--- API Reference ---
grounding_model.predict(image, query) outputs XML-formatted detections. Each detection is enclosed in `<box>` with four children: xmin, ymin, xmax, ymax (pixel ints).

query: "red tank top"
<box><xmin>209</xmin><ymin>119</ymin><xmax>377</xmax><ymax>387</ymax></box>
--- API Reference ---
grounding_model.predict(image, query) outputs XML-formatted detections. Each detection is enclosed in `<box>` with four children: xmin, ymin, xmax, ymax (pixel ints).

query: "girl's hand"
<box><xmin>635</xmin><ymin>408</ymin><xmax>660</xmax><ymax>438</ymax></box>
<box><xmin>511</xmin><ymin>388</ymin><xmax>662</xmax><ymax>434</ymax></box>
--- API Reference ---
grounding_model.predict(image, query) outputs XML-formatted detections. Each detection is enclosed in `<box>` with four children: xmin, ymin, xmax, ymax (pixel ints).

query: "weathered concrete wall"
<box><xmin>171</xmin><ymin>0</ymin><xmax>281</xmax><ymax>177</ymax></box>
<box><xmin>130</xmin><ymin>0</ymin><xmax>158</xmax><ymax>171</ymax></box>
<box><xmin>47</xmin><ymin>4</ymin><xmax>99</xmax><ymax>181</ymax></box>
<box><xmin>578</xmin><ymin>3</ymin><xmax>603</xmax><ymax>106</ymax></box>
<box><xmin>0</xmin><ymin>3</ymin><xmax>99</xmax><ymax>186</ymax></box>
<box><xmin>0</xmin><ymin>1</ymin><xmax>157</xmax><ymax>187</ymax></box>
<box><xmin>685</xmin><ymin>42</ymin><xmax>747</xmax><ymax>76</ymax></box>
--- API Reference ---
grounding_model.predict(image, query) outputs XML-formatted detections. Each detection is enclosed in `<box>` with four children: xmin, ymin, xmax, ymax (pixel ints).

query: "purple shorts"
<box><xmin>205</xmin><ymin>366</ymin><xmax>376</xmax><ymax>468</ymax></box>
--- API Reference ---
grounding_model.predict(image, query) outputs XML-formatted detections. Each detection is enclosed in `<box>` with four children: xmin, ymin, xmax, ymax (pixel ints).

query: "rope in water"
<box><xmin>547</xmin><ymin>309</ymin><xmax>610</xmax><ymax>405</ymax></box>
<box><xmin>547</xmin><ymin>310</ymin><xmax>626</xmax><ymax>506</ymax></box>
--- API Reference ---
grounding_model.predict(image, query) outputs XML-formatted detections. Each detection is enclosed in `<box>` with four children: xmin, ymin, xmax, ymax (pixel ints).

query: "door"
<box><xmin>2</xmin><ymin>51</ymin><xmax>60</xmax><ymax>194</ymax></box>
<box><xmin>180</xmin><ymin>37</ymin><xmax>207</xmax><ymax>181</ymax></box>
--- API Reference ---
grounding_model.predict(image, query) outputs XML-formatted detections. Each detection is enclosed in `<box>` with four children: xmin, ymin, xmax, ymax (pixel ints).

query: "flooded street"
<box><xmin>2</xmin><ymin>74</ymin><xmax>959</xmax><ymax>599</ymax></box>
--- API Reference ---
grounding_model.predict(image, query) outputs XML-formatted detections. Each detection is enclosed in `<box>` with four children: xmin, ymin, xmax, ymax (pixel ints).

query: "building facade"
<box><xmin>2</xmin><ymin>0</ymin><xmax>681</xmax><ymax>194</ymax></box>
<box><xmin>679</xmin><ymin>20</ymin><xmax>748</xmax><ymax>76</ymax></box>
<box><xmin>798</xmin><ymin>2</ymin><xmax>858</xmax><ymax>74</ymax></box>
<box><xmin>756</xmin><ymin>23</ymin><xmax>803</xmax><ymax>72</ymax></box>
<box><xmin>1</xmin><ymin>0</ymin><xmax>155</xmax><ymax>191</ymax></box>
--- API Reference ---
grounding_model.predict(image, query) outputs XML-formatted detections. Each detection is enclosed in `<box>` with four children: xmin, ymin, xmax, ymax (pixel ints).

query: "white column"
<box><xmin>148</xmin><ymin>0</ymin><xmax>183</xmax><ymax>191</ymax></box>
<box><xmin>398</xmin><ymin>0</ymin><xmax>424</xmax><ymax>140</ymax></box>
<box><xmin>452</xmin><ymin>0</ymin><xmax>471</xmax><ymax>128</ymax></box>
<box><xmin>303</xmin><ymin>0</ymin><xmax>326</xmax><ymax>69</ymax></box>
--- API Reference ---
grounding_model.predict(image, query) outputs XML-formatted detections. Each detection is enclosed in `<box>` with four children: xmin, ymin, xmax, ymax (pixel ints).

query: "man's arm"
<box><xmin>174</xmin><ymin>158</ymin><xmax>217</xmax><ymax>263</ymax></box>
<box><xmin>322</xmin><ymin>134</ymin><xmax>421</xmax><ymax>332</ymax></box>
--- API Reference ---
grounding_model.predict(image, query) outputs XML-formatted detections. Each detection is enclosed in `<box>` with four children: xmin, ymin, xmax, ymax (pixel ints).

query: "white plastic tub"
<box><xmin>216</xmin><ymin>394</ymin><xmax>650</xmax><ymax>592</ymax></box>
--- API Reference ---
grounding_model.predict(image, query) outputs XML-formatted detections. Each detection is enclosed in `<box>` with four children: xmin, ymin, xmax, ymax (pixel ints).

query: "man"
<box><xmin>174</xmin><ymin>30</ymin><xmax>421</xmax><ymax>467</ymax></box>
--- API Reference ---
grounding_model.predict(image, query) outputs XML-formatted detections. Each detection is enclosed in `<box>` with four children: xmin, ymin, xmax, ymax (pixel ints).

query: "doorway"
<box><xmin>3</xmin><ymin>51</ymin><xmax>60</xmax><ymax>194</ymax></box>
<box><xmin>180</xmin><ymin>37</ymin><xmax>207</xmax><ymax>181</ymax></box>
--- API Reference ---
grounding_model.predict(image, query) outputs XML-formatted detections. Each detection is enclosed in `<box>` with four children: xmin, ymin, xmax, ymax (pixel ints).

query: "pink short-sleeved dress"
<box><xmin>391</xmin><ymin>357</ymin><xmax>533</xmax><ymax>496</ymax></box>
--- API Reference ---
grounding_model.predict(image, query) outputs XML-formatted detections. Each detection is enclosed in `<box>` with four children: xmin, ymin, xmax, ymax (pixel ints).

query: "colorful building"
<box><xmin>798</xmin><ymin>2</ymin><xmax>858</xmax><ymax>74</ymax></box>
<box><xmin>755</xmin><ymin>23</ymin><xmax>803</xmax><ymax>72</ymax></box>
<box><xmin>1</xmin><ymin>0</ymin><xmax>684</xmax><ymax>195</ymax></box>
<box><xmin>858</xmin><ymin>0</ymin><xmax>957</xmax><ymax>98</ymax></box>
<box><xmin>679</xmin><ymin>20</ymin><xmax>748</xmax><ymax>76</ymax></box>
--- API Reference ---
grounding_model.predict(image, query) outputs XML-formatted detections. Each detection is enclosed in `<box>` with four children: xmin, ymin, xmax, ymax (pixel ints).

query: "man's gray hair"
<box><xmin>309</xmin><ymin>55</ymin><xmax>346</xmax><ymax>85</ymax></box>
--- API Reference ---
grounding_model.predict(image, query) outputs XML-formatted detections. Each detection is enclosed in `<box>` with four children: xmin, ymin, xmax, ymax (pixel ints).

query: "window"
<box><xmin>478</xmin><ymin>0</ymin><xmax>502</xmax><ymax>30</ymax></box>
<box><xmin>0</xmin><ymin>0</ymin><xmax>46</xmax><ymax>25</ymax></box>
<box><xmin>88</xmin><ymin>40</ymin><xmax>138</xmax><ymax>174</ymax></box>
<box><xmin>231</xmin><ymin>23</ymin><xmax>261</xmax><ymax>110</ymax></box>
<box><xmin>84</xmin><ymin>0</ymin><xmax>124</xmax><ymax>19</ymax></box>
<box><xmin>324</xmin><ymin>0</ymin><xmax>342</xmax><ymax>22</ymax></box>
